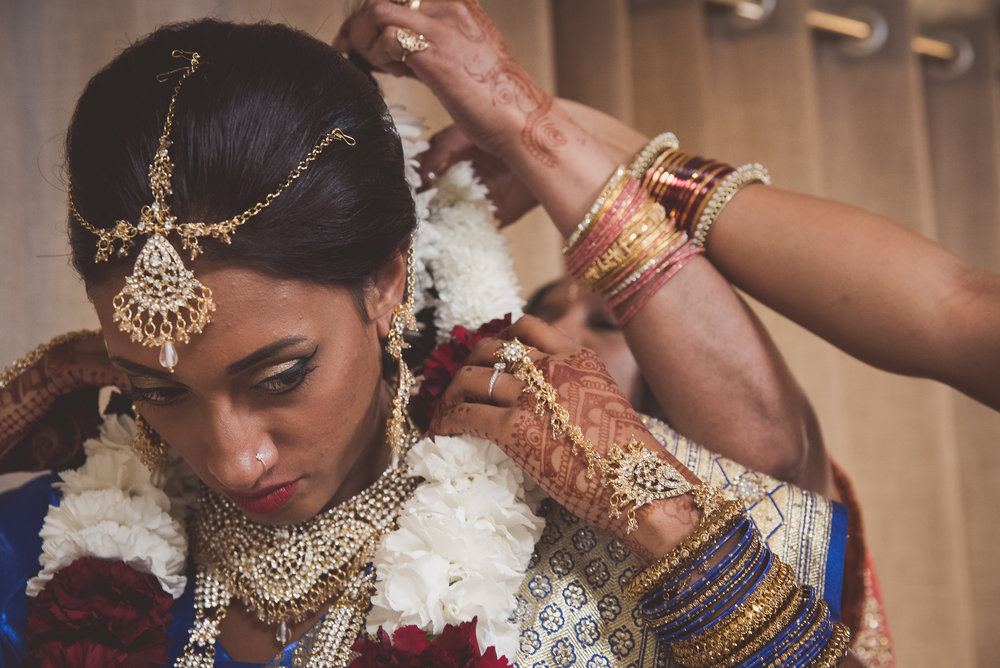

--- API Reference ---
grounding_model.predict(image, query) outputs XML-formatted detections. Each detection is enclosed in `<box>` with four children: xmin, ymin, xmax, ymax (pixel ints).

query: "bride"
<box><xmin>0</xmin><ymin>2</ymin><xmax>866</xmax><ymax>665</ymax></box>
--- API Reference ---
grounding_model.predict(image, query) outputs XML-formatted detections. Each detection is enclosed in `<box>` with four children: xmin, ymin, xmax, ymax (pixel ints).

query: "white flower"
<box><xmin>422</xmin><ymin>162</ymin><xmax>524</xmax><ymax>337</ymax></box>
<box><xmin>368</xmin><ymin>435</ymin><xmax>544</xmax><ymax>659</ymax></box>
<box><xmin>28</xmin><ymin>411</ymin><xmax>191</xmax><ymax>600</ymax></box>
<box><xmin>27</xmin><ymin>487</ymin><xmax>187</xmax><ymax>598</ymax></box>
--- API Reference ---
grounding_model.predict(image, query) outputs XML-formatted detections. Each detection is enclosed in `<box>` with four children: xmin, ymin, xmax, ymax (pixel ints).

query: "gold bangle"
<box><xmin>644</xmin><ymin>530</ymin><xmax>763</xmax><ymax>627</ymax></box>
<box><xmin>579</xmin><ymin>199</ymin><xmax>672</xmax><ymax>289</ymax></box>
<box><xmin>723</xmin><ymin>585</ymin><xmax>804</xmax><ymax>665</ymax></box>
<box><xmin>672</xmin><ymin>561</ymin><xmax>797</xmax><ymax>665</ymax></box>
<box><xmin>690</xmin><ymin>162</ymin><xmax>770</xmax><ymax>248</ymax></box>
<box><xmin>562</xmin><ymin>165</ymin><xmax>630</xmax><ymax>255</ymax></box>
<box><xmin>814</xmin><ymin>622</ymin><xmax>852</xmax><ymax>667</ymax></box>
<box><xmin>627</xmin><ymin>132</ymin><xmax>679</xmax><ymax>179</ymax></box>
<box><xmin>773</xmin><ymin>595</ymin><xmax>829</xmax><ymax>664</ymax></box>
<box><xmin>623</xmin><ymin>489</ymin><xmax>742</xmax><ymax>600</ymax></box>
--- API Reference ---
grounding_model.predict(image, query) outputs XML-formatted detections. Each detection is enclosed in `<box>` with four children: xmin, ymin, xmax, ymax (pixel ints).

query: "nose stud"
<box><xmin>256</xmin><ymin>452</ymin><xmax>266</xmax><ymax>468</ymax></box>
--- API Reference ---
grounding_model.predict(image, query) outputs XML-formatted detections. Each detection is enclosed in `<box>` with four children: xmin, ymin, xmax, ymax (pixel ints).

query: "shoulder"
<box><xmin>0</xmin><ymin>473</ymin><xmax>59</xmax><ymax>664</ymax></box>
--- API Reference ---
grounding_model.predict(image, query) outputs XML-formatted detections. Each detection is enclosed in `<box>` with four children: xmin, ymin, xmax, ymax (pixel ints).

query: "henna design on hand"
<box><xmin>465</xmin><ymin>60</ymin><xmax>566</xmax><ymax>167</ymax></box>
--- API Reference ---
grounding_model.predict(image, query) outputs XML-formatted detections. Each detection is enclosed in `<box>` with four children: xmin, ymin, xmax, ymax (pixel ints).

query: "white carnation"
<box><xmin>369</xmin><ymin>435</ymin><xmax>544</xmax><ymax>659</ymax></box>
<box><xmin>424</xmin><ymin>162</ymin><xmax>524</xmax><ymax>337</ymax></box>
<box><xmin>27</xmin><ymin>488</ymin><xmax>187</xmax><ymax>598</ymax></box>
<box><xmin>28</xmin><ymin>411</ymin><xmax>192</xmax><ymax>600</ymax></box>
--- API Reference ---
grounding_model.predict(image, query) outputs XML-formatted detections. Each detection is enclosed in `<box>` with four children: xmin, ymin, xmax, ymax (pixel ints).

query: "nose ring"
<box><xmin>256</xmin><ymin>452</ymin><xmax>266</xmax><ymax>468</ymax></box>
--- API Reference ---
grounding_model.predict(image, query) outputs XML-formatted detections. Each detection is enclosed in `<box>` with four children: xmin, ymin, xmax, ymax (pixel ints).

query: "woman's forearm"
<box><xmin>709</xmin><ymin>185</ymin><xmax>1000</xmax><ymax>410</ymax></box>
<box><xmin>498</xmin><ymin>103</ymin><xmax>829</xmax><ymax>493</ymax></box>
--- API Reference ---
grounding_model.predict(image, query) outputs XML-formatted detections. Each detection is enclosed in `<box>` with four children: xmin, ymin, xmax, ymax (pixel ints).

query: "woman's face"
<box><xmin>91</xmin><ymin>261</ymin><xmax>404</xmax><ymax>525</ymax></box>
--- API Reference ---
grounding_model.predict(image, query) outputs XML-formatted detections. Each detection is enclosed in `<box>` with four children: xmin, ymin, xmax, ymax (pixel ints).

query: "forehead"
<box><xmin>90</xmin><ymin>265</ymin><xmax>363</xmax><ymax>371</ymax></box>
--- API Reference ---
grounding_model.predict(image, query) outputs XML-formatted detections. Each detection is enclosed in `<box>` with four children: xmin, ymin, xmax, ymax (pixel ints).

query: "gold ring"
<box><xmin>396</xmin><ymin>28</ymin><xmax>429</xmax><ymax>64</ymax></box>
<box><xmin>488</xmin><ymin>362</ymin><xmax>505</xmax><ymax>402</ymax></box>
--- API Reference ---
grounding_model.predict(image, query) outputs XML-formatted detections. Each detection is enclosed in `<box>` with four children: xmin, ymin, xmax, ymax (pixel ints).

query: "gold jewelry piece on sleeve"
<box><xmin>70</xmin><ymin>50</ymin><xmax>355</xmax><ymax>373</ymax></box>
<box><xmin>495</xmin><ymin>339</ymin><xmax>693</xmax><ymax>533</ymax></box>
<box><xmin>0</xmin><ymin>330</ymin><xmax>97</xmax><ymax>390</ymax></box>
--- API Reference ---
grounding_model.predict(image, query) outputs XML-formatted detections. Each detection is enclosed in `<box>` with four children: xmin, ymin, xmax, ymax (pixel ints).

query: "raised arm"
<box><xmin>709</xmin><ymin>186</ymin><xmax>1000</xmax><ymax>410</ymax></box>
<box><xmin>559</xmin><ymin>99</ymin><xmax>1000</xmax><ymax>412</ymax></box>
<box><xmin>335</xmin><ymin>1</ymin><xmax>830</xmax><ymax>494</ymax></box>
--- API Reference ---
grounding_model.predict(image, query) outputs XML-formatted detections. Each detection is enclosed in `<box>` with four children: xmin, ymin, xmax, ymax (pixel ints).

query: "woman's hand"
<box><xmin>428</xmin><ymin>315</ymin><xmax>701</xmax><ymax>563</ymax></box>
<box><xmin>333</xmin><ymin>0</ymin><xmax>566</xmax><ymax>167</ymax></box>
<box><xmin>417</xmin><ymin>124</ymin><xmax>538</xmax><ymax>226</ymax></box>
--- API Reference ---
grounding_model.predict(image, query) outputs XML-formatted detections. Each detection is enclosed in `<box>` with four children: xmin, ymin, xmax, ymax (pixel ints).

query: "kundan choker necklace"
<box><xmin>175</xmin><ymin>437</ymin><xmax>418</xmax><ymax>667</ymax></box>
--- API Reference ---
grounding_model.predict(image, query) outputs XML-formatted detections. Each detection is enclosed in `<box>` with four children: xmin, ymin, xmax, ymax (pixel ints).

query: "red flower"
<box><xmin>24</xmin><ymin>557</ymin><xmax>173</xmax><ymax>667</ymax></box>
<box><xmin>410</xmin><ymin>315</ymin><xmax>512</xmax><ymax>429</ymax></box>
<box><xmin>349</xmin><ymin>619</ymin><xmax>512</xmax><ymax>668</ymax></box>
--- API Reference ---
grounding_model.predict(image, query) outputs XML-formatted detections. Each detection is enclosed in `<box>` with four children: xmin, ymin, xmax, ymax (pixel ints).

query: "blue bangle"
<box><xmin>639</xmin><ymin>516</ymin><xmax>754</xmax><ymax>617</ymax></box>
<box><xmin>657</xmin><ymin>549</ymin><xmax>775</xmax><ymax>643</ymax></box>
<box><xmin>639</xmin><ymin>521</ymin><xmax>754</xmax><ymax>620</ymax></box>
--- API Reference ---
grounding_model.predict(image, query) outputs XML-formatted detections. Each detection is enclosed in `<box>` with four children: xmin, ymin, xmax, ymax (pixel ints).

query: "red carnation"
<box><xmin>349</xmin><ymin>619</ymin><xmax>512</xmax><ymax>668</ymax></box>
<box><xmin>410</xmin><ymin>315</ymin><xmax>512</xmax><ymax>430</ymax></box>
<box><xmin>24</xmin><ymin>557</ymin><xmax>173</xmax><ymax>667</ymax></box>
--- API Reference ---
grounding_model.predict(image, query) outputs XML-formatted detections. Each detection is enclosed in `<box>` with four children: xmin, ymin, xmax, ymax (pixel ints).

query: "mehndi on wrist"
<box><xmin>624</xmin><ymin>484</ymin><xmax>851</xmax><ymax>666</ymax></box>
<box><xmin>495</xmin><ymin>339</ymin><xmax>694</xmax><ymax>533</ymax></box>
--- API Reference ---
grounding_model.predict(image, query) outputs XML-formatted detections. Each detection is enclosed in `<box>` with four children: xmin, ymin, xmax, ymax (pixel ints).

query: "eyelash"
<box><xmin>254</xmin><ymin>357</ymin><xmax>317</xmax><ymax>395</ymax></box>
<box><xmin>127</xmin><ymin>352</ymin><xmax>318</xmax><ymax>406</ymax></box>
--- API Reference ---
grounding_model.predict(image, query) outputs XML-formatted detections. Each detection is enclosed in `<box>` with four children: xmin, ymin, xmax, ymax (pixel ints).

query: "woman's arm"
<box><xmin>334</xmin><ymin>1</ymin><xmax>830</xmax><ymax>494</ymax></box>
<box><xmin>559</xmin><ymin>99</ymin><xmax>1000</xmax><ymax>412</ymax></box>
<box><xmin>709</xmin><ymin>186</ymin><xmax>1000</xmax><ymax>411</ymax></box>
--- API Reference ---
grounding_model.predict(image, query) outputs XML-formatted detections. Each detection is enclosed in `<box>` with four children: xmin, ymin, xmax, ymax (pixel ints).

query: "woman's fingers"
<box><xmin>332</xmin><ymin>0</ymin><xmax>436</xmax><ymax>75</ymax></box>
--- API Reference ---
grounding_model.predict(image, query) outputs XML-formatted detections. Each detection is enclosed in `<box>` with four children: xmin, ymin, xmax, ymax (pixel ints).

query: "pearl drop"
<box><xmin>276</xmin><ymin>620</ymin><xmax>290</xmax><ymax>645</ymax></box>
<box><xmin>159</xmin><ymin>341</ymin><xmax>178</xmax><ymax>370</ymax></box>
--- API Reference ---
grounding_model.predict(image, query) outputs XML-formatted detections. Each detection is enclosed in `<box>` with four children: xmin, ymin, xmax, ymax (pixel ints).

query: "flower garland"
<box><xmin>366</xmin><ymin>434</ymin><xmax>543</xmax><ymax>660</ymax></box>
<box><xmin>24</xmin><ymin>109</ymin><xmax>543</xmax><ymax>665</ymax></box>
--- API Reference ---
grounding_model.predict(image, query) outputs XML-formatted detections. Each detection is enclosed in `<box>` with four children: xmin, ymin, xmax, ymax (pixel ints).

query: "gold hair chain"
<box><xmin>70</xmin><ymin>49</ymin><xmax>356</xmax><ymax>372</ymax></box>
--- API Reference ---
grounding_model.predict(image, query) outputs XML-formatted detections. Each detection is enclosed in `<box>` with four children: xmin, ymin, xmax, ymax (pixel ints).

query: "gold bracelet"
<box><xmin>673</xmin><ymin>561</ymin><xmax>797</xmax><ymax>665</ymax></box>
<box><xmin>627</xmin><ymin>132</ymin><xmax>679</xmax><ymax>179</ymax></box>
<box><xmin>773</xmin><ymin>595</ymin><xmax>829</xmax><ymax>664</ymax></box>
<box><xmin>495</xmin><ymin>339</ymin><xmax>695</xmax><ymax>533</ymax></box>
<box><xmin>562</xmin><ymin>165</ymin><xmax>630</xmax><ymax>255</ymax></box>
<box><xmin>814</xmin><ymin>622</ymin><xmax>852</xmax><ymax>667</ymax></box>
<box><xmin>644</xmin><ymin>530</ymin><xmax>763</xmax><ymax>627</ymax></box>
<box><xmin>690</xmin><ymin>162</ymin><xmax>770</xmax><ymax>247</ymax></box>
<box><xmin>579</xmin><ymin>200</ymin><xmax>675</xmax><ymax>290</ymax></box>
<box><xmin>724</xmin><ymin>585</ymin><xmax>804</xmax><ymax>665</ymax></box>
<box><xmin>623</xmin><ymin>489</ymin><xmax>744</xmax><ymax>600</ymax></box>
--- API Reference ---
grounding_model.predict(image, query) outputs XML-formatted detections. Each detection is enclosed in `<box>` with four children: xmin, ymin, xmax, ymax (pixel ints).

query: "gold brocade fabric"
<box><xmin>643</xmin><ymin>416</ymin><xmax>838</xmax><ymax>596</ymax></box>
<box><xmin>511</xmin><ymin>416</ymin><xmax>843</xmax><ymax>667</ymax></box>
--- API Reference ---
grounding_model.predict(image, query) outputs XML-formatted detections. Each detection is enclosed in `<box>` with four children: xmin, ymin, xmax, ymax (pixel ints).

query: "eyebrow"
<box><xmin>110</xmin><ymin>336</ymin><xmax>310</xmax><ymax>379</ymax></box>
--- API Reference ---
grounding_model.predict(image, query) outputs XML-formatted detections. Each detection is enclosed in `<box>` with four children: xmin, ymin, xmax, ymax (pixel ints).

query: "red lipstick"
<box><xmin>226</xmin><ymin>480</ymin><xmax>298</xmax><ymax>515</ymax></box>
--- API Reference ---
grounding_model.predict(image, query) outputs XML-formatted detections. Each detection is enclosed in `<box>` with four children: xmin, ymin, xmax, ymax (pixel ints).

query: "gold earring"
<box><xmin>132</xmin><ymin>408</ymin><xmax>169</xmax><ymax>471</ymax></box>
<box><xmin>385</xmin><ymin>241</ymin><xmax>418</xmax><ymax>464</ymax></box>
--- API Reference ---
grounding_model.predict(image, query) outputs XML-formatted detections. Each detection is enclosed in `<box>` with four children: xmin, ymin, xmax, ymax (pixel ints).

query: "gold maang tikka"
<box><xmin>70</xmin><ymin>49</ymin><xmax>356</xmax><ymax>372</ymax></box>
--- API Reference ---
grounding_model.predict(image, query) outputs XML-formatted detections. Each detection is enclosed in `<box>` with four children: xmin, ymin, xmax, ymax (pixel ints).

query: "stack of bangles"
<box><xmin>495</xmin><ymin>339</ymin><xmax>851</xmax><ymax>665</ymax></box>
<box><xmin>563</xmin><ymin>132</ymin><xmax>770</xmax><ymax>327</ymax></box>
<box><xmin>625</xmin><ymin>487</ymin><xmax>851</xmax><ymax>666</ymax></box>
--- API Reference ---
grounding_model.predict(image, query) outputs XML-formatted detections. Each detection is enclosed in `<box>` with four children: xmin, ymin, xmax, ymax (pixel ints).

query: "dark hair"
<box><xmin>66</xmin><ymin>20</ymin><xmax>415</xmax><ymax>303</ymax></box>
